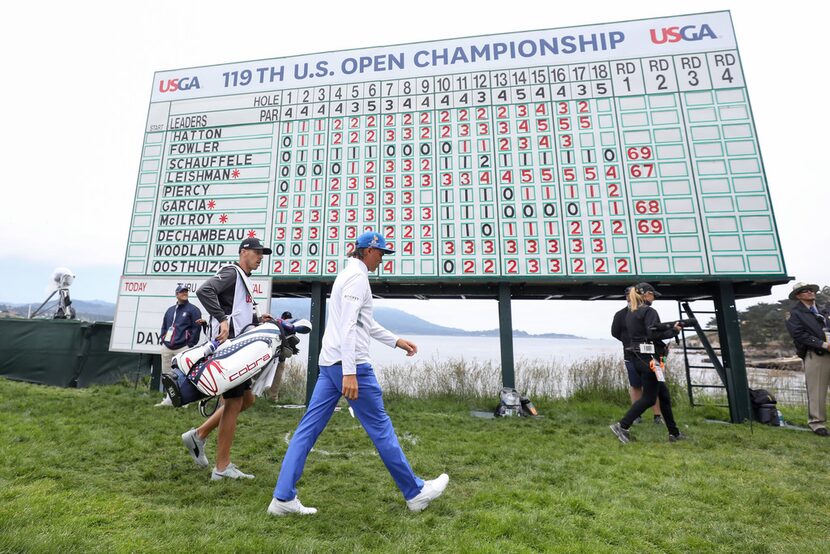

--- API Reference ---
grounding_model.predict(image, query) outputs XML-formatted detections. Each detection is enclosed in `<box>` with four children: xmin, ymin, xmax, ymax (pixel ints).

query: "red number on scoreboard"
<box><xmin>636</xmin><ymin>219</ymin><xmax>664</xmax><ymax>234</ymax></box>
<box><xmin>634</xmin><ymin>200</ymin><xmax>661</xmax><ymax>214</ymax></box>
<box><xmin>629</xmin><ymin>164</ymin><xmax>655</xmax><ymax>178</ymax></box>
<box><xmin>626</xmin><ymin>146</ymin><xmax>652</xmax><ymax>160</ymax></box>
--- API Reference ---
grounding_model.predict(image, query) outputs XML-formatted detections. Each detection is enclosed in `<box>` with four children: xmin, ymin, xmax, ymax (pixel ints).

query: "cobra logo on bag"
<box><xmin>189</xmin><ymin>335</ymin><xmax>275</xmax><ymax>397</ymax></box>
<box><xmin>228</xmin><ymin>352</ymin><xmax>272</xmax><ymax>382</ymax></box>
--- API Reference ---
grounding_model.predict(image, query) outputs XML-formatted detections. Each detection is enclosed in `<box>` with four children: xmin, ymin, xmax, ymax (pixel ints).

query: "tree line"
<box><xmin>732</xmin><ymin>286</ymin><xmax>830</xmax><ymax>348</ymax></box>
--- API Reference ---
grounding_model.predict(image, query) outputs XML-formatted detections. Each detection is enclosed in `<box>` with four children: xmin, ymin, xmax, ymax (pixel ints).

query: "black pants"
<box><xmin>620</xmin><ymin>355</ymin><xmax>680</xmax><ymax>436</ymax></box>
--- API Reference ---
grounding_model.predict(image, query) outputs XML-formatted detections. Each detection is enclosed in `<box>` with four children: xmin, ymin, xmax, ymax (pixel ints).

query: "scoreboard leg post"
<box><xmin>305</xmin><ymin>282</ymin><xmax>327</xmax><ymax>405</ymax></box>
<box><xmin>714</xmin><ymin>282</ymin><xmax>752</xmax><ymax>423</ymax></box>
<box><xmin>149</xmin><ymin>354</ymin><xmax>162</xmax><ymax>392</ymax></box>
<box><xmin>498</xmin><ymin>283</ymin><xmax>516</xmax><ymax>389</ymax></box>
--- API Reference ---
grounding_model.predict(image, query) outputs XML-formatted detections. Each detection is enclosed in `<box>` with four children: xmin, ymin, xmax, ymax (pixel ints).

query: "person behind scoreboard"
<box><xmin>610</xmin><ymin>286</ymin><xmax>663</xmax><ymax>424</ymax></box>
<box><xmin>610</xmin><ymin>283</ymin><xmax>685</xmax><ymax>444</ymax></box>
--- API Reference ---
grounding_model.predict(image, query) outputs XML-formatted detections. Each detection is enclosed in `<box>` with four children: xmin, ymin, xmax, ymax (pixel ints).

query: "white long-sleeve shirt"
<box><xmin>319</xmin><ymin>258</ymin><xmax>399</xmax><ymax>375</ymax></box>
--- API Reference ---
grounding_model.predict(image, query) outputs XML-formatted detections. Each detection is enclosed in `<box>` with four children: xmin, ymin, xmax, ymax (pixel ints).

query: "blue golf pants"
<box><xmin>273</xmin><ymin>362</ymin><xmax>424</xmax><ymax>501</ymax></box>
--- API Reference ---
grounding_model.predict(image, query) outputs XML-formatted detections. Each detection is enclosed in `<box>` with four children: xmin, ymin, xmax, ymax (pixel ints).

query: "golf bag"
<box><xmin>162</xmin><ymin>319</ymin><xmax>311</xmax><ymax>407</ymax></box>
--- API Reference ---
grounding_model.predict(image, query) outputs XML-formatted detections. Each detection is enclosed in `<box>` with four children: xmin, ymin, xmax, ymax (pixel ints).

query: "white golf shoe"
<box><xmin>406</xmin><ymin>473</ymin><xmax>449</xmax><ymax>512</ymax></box>
<box><xmin>267</xmin><ymin>497</ymin><xmax>317</xmax><ymax>516</ymax></box>
<box><xmin>154</xmin><ymin>395</ymin><xmax>173</xmax><ymax>407</ymax></box>
<box><xmin>210</xmin><ymin>463</ymin><xmax>254</xmax><ymax>481</ymax></box>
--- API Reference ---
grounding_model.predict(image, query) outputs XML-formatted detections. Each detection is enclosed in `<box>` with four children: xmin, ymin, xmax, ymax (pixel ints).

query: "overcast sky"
<box><xmin>1</xmin><ymin>0</ymin><xmax>828</xmax><ymax>338</ymax></box>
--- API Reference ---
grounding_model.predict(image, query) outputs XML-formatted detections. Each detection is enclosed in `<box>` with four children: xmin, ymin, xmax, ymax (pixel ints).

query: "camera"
<box><xmin>649</xmin><ymin>318</ymin><xmax>697</xmax><ymax>334</ymax></box>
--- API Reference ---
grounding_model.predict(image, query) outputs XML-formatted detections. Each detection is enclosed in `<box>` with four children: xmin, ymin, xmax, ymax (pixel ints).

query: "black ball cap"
<box><xmin>635</xmin><ymin>282</ymin><xmax>661</xmax><ymax>297</ymax></box>
<box><xmin>239</xmin><ymin>237</ymin><xmax>272</xmax><ymax>255</ymax></box>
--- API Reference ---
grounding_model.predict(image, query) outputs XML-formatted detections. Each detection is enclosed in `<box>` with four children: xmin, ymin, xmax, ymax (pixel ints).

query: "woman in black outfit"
<box><xmin>610</xmin><ymin>283</ymin><xmax>685</xmax><ymax>443</ymax></box>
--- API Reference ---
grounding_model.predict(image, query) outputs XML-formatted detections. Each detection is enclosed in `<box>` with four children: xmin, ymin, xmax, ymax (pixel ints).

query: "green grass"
<box><xmin>1</xmin><ymin>378</ymin><xmax>828</xmax><ymax>553</ymax></box>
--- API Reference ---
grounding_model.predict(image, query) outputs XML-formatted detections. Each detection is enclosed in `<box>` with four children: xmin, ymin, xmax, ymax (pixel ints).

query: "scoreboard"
<box><xmin>115</xmin><ymin>11</ymin><xmax>786</xmax><ymax>350</ymax></box>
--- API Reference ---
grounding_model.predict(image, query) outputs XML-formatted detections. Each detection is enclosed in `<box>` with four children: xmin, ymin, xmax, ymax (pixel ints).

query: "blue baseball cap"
<box><xmin>355</xmin><ymin>231</ymin><xmax>394</xmax><ymax>254</ymax></box>
<box><xmin>175</xmin><ymin>284</ymin><xmax>189</xmax><ymax>293</ymax></box>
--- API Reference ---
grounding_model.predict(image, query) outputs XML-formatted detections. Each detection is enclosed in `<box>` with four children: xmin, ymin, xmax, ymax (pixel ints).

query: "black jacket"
<box><xmin>611</xmin><ymin>306</ymin><xmax>631</xmax><ymax>352</ymax></box>
<box><xmin>625</xmin><ymin>304</ymin><xmax>677</xmax><ymax>357</ymax></box>
<box><xmin>786</xmin><ymin>302</ymin><xmax>829</xmax><ymax>359</ymax></box>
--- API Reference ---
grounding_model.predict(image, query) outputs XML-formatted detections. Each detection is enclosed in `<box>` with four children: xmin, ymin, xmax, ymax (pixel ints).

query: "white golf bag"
<box><xmin>162</xmin><ymin>319</ymin><xmax>310</xmax><ymax>407</ymax></box>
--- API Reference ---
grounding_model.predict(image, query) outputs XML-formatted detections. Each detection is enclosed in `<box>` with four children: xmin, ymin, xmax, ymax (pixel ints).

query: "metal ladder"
<box><xmin>677</xmin><ymin>301</ymin><xmax>729</xmax><ymax>408</ymax></box>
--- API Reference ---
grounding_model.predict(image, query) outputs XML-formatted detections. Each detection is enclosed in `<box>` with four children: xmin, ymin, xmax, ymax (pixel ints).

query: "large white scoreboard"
<box><xmin>114</xmin><ymin>11</ymin><xmax>786</xmax><ymax>350</ymax></box>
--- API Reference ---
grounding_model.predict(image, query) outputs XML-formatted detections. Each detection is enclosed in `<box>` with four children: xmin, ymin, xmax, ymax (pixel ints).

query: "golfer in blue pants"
<box><xmin>267</xmin><ymin>232</ymin><xmax>449</xmax><ymax>516</ymax></box>
<box><xmin>274</xmin><ymin>362</ymin><xmax>423</xmax><ymax>501</ymax></box>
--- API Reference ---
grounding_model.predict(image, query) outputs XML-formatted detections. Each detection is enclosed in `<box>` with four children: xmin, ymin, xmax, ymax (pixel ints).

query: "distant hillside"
<box><xmin>0</xmin><ymin>297</ymin><xmax>583</xmax><ymax>339</ymax></box>
<box><xmin>265</xmin><ymin>298</ymin><xmax>583</xmax><ymax>339</ymax></box>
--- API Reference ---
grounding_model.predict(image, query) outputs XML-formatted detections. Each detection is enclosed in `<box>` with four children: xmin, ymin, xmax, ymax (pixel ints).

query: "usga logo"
<box><xmin>158</xmin><ymin>76</ymin><xmax>201</xmax><ymax>93</ymax></box>
<box><xmin>650</xmin><ymin>24</ymin><xmax>716</xmax><ymax>44</ymax></box>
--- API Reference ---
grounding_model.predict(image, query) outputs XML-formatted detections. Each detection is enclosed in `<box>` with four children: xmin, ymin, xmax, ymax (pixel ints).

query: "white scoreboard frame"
<box><xmin>114</xmin><ymin>11</ymin><xmax>786</xmax><ymax>351</ymax></box>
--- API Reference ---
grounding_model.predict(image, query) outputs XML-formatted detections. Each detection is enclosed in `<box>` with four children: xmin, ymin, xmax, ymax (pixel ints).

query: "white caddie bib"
<box><xmin>210</xmin><ymin>266</ymin><xmax>255</xmax><ymax>340</ymax></box>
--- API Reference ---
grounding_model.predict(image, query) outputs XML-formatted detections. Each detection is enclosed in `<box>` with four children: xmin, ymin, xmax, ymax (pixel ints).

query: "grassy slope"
<box><xmin>0</xmin><ymin>379</ymin><xmax>828</xmax><ymax>554</ymax></box>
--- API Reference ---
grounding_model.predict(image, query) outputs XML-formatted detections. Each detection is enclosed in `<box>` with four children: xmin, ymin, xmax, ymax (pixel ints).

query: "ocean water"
<box><xmin>289</xmin><ymin>334</ymin><xmax>621</xmax><ymax>368</ymax></box>
<box><xmin>367</xmin><ymin>335</ymin><xmax>621</xmax><ymax>367</ymax></box>
<box><xmin>286</xmin><ymin>334</ymin><xmax>808</xmax><ymax>404</ymax></box>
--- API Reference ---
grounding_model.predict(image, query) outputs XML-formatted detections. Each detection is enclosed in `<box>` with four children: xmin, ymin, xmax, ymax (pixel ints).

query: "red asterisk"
<box><xmin>219</xmin><ymin>214</ymin><xmax>228</xmax><ymax>223</ymax></box>
<box><xmin>231</xmin><ymin>169</ymin><xmax>240</xmax><ymax>178</ymax></box>
<box><xmin>207</xmin><ymin>199</ymin><xmax>216</xmax><ymax>209</ymax></box>
<box><xmin>247</xmin><ymin>230</ymin><xmax>257</xmax><ymax>238</ymax></box>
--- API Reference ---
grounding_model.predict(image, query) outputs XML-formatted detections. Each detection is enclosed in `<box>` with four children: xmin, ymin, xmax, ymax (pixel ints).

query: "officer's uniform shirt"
<box><xmin>786</xmin><ymin>302</ymin><xmax>830</xmax><ymax>359</ymax></box>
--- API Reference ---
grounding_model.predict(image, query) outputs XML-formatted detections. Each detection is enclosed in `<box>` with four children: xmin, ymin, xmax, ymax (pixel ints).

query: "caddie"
<box><xmin>180</xmin><ymin>237</ymin><xmax>274</xmax><ymax>479</ymax></box>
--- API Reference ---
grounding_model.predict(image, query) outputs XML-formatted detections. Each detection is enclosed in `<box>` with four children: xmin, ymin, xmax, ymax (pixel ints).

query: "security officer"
<box><xmin>157</xmin><ymin>284</ymin><xmax>204</xmax><ymax>407</ymax></box>
<box><xmin>785</xmin><ymin>282</ymin><xmax>830</xmax><ymax>436</ymax></box>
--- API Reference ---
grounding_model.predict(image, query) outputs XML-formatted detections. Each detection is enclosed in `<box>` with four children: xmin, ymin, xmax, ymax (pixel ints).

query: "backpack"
<box><xmin>748</xmin><ymin>388</ymin><xmax>780</xmax><ymax>426</ymax></box>
<box><xmin>494</xmin><ymin>387</ymin><xmax>538</xmax><ymax>417</ymax></box>
<box><xmin>749</xmin><ymin>388</ymin><xmax>777</xmax><ymax>407</ymax></box>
